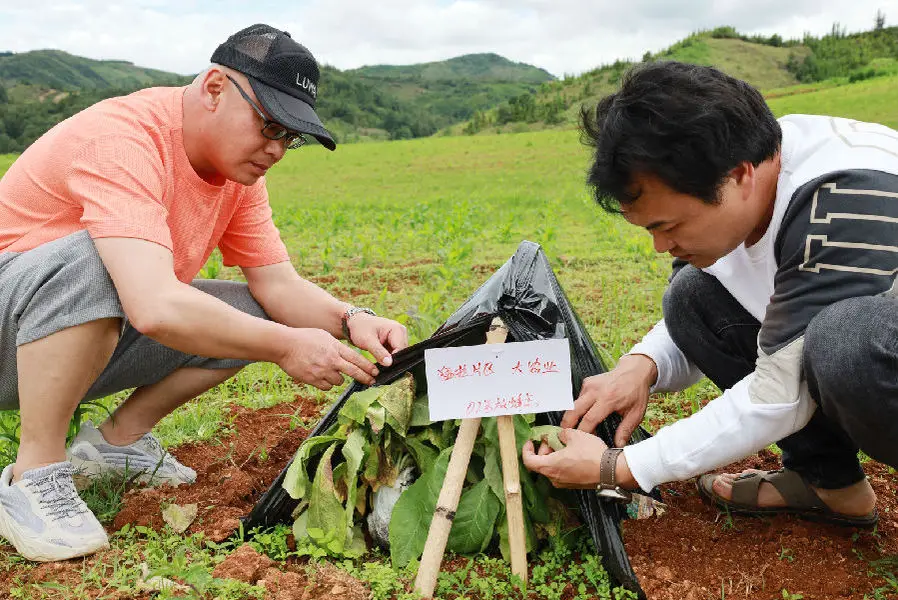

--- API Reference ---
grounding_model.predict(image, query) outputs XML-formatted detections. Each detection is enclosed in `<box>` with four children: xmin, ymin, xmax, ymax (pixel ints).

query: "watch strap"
<box><xmin>341</xmin><ymin>306</ymin><xmax>376</xmax><ymax>345</ymax></box>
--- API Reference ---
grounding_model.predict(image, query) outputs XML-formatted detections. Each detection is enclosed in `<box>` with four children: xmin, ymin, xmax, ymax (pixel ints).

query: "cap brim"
<box><xmin>247</xmin><ymin>77</ymin><xmax>336</xmax><ymax>151</ymax></box>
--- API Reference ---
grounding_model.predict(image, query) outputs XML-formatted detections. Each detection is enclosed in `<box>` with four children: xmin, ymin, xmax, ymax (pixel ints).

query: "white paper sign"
<box><xmin>424</xmin><ymin>338</ymin><xmax>574</xmax><ymax>422</ymax></box>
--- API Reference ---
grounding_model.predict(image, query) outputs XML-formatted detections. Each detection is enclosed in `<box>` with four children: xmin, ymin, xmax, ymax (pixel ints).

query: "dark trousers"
<box><xmin>663</xmin><ymin>265</ymin><xmax>898</xmax><ymax>489</ymax></box>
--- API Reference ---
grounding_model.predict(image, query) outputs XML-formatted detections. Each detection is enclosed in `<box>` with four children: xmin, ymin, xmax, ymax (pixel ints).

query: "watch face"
<box><xmin>596</xmin><ymin>487</ymin><xmax>632</xmax><ymax>502</ymax></box>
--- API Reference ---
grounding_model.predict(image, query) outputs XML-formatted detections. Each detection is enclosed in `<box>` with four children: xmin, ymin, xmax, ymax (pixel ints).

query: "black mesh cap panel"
<box><xmin>211</xmin><ymin>24</ymin><xmax>334</xmax><ymax>149</ymax></box>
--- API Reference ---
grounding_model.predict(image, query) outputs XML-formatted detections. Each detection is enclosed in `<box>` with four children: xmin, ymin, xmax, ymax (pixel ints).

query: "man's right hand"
<box><xmin>560</xmin><ymin>354</ymin><xmax>658</xmax><ymax>447</ymax></box>
<box><xmin>278</xmin><ymin>328</ymin><xmax>379</xmax><ymax>390</ymax></box>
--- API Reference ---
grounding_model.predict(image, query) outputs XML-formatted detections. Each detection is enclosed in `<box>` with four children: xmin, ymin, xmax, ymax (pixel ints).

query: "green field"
<box><xmin>0</xmin><ymin>131</ymin><xmax>675</xmax><ymax>599</ymax></box>
<box><xmin>766</xmin><ymin>74</ymin><xmax>898</xmax><ymax>129</ymax></box>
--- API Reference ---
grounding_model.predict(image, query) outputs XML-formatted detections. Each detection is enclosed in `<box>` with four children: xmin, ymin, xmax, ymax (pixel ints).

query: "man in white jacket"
<box><xmin>523</xmin><ymin>61</ymin><xmax>897</xmax><ymax>526</ymax></box>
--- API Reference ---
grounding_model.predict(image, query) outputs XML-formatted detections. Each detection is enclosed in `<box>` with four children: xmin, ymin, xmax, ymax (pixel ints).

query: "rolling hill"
<box><xmin>450</xmin><ymin>24</ymin><xmax>898</xmax><ymax>135</ymax></box>
<box><xmin>0</xmin><ymin>50</ymin><xmax>553</xmax><ymax>152</ymax></box>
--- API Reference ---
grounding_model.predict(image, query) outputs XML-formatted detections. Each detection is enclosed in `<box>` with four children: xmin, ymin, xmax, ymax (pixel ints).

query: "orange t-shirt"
<box><xmin>0</xmin><ymin>86</ymin><xmax>289</xmax><ymax>283</ymax></box>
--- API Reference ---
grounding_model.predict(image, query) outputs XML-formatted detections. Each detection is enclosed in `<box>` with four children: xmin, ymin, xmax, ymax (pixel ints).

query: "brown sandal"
<box><xmin>697</xmin><ymin>469</ymin><xmax>878</xmax><ymax>527</ymax></box>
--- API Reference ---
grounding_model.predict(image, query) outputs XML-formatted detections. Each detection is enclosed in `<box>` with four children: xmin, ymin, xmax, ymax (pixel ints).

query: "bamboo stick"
<box><xmin>414</xmin><ymin>318</ymin><xmax>509</xmax><ymax>598</ymax></box>
<box><xmin>497</xmin><ymin>413</ymin><xmax>528</xmax><ymax>585</ymax></box>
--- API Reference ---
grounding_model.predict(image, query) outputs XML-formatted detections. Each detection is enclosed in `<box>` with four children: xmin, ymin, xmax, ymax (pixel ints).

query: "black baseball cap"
<box><xmin>211</xmin><ymin>24</ymin><xmax>335</xmax><ymax>150</ymax></box>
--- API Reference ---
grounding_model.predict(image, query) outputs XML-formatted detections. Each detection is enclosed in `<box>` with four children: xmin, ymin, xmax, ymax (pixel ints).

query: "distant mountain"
<box><xmin>0</xmin><ymin>50</ymin><xmax>556</xmax><ymax>151</ymax></box>
<box><xmin>350</xmin><ymin>53</ymin><xmax>555</xmax><ymax>84</ymax></box>
<box><xmin>0</xmin><ymin>49</ymin><xmax>190</xmax><ymax>92</ymax></box>
<box><xmin>450</xmin><ymin>24</ymin><xmax>898</xmax><ymax>135</ymax></box>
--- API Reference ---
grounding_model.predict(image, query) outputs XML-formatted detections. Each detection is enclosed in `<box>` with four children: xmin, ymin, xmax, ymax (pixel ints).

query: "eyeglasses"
<box><xmin>226</xmin><ymin>75</ymin><xmax>307</xmax><ymax>149</ymax></box>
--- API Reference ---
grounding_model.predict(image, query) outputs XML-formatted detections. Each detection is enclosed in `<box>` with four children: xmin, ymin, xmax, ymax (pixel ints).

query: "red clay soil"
<box><xmin>2</xmin><ymin>394</ymin><xmax>895</xmax><ymax>599</ymax></box>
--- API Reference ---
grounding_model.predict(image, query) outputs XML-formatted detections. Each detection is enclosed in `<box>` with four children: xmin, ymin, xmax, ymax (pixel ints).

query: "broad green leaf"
<box><xmin>512</xmin><ymin>414</ymin><xmax>532</xmax><ymax>452</ymax></box>
<box><xmin>415</xmin><ymin>426</ymin><xmax>448</xmax><ymax>451</ymax></box>
<box><xmin>339</xmin><ymin>387</ymin><xmax>382</xmax><ymax>425</ymax></box>
<box><xmin>388</xmin><ymin>448</ymin><xmax>451</xmax><ymax>568</ymax></box>
<box><xmin>378</xmin><ymin>373</ymin><xmax>415</xmax><ymax>435</ymax></box>
<box><xmin>520</xmin><ymin>463</ymin><xmax>551</xmax><ymax>523</ymax></box>
<box><xmin>483</xmin><ymin>444</ymin><xmax>504</xmax><ymax>502</ymax></box>
<box><xmin>292</xmin><ymin>510</ymin><xmax>309</xmax><ymax>542</ymax></box>
<box><xmin>497</xmin><ymin>506</ymin><xmax>536</xmax><ymax>562</ymax></box>
<box><xmin>409</xmin><ymin>393</ymin><xmax>432</xmax><ymax>427</ymax></box>
<box><xmin>283</xmin><ymin>435</ymin><xmax>344</xmax><ymax>500</ymax></box>
<box><xmin>446</xmin><ymin>479</ymin><xmax>501</xmax><ymax>554</ymax></box>
<box><xmin>308</xmin><ymin>445</ymin><xmax>347</xmax><ymax>553</ymax></box>
<box><xmin>405</xmin><ymin>437</ymin><xmax>439</xmax><ymax>474</ymax></box>
<box><xmin>528</xmin><ymin>425</ymin><xmax>565</xmax><ymax>451</ymax></box>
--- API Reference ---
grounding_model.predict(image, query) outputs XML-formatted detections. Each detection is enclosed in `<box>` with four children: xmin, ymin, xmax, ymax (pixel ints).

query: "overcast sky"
<box><xmin>0</xmin><ymin>1</ymin><xmax>891</xmax><ymax>77</ymax></box>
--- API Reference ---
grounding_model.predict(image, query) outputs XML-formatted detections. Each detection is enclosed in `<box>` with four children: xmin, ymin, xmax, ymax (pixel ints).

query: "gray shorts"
<box><xmin>0</xmin><ymin>230</ymin><xmax>268</xmax><ymax>410</ymax></box>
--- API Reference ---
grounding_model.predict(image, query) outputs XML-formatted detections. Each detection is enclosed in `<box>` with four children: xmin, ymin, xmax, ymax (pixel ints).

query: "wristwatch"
<box><xmin>596</xmin><ymin>447</ymin><xmax>633</xmax><ymax>502</ymax></box>
<box><xmin>341</xmin><ymin>306</ymin><xmax>376</xmax><ymax>345</ymax></box>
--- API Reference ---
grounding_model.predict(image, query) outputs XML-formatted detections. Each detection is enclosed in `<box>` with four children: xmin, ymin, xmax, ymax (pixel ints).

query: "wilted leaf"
<box><xmin>447</xmin><ymin>479</ymin><xmax>501</xmax><ymax>554</ymax></box>
<box><xmin>342</xmin><ymin>428</ymin><xmax>367</xmax><ymax>522</ymax></box>
<box><xmin>409</xmin><ymin>393</ymin><xmax>432</xmax><ymax>427</ymax></box>
<box><xmin>161</xmin><ymin>503</ymin><xmax>197</xmax><ymax>534</ymax></box>
<box><xmin>307</xmin><ymin>445</ymin><xmax>347</xmax><ymax>553</ymax></box>
<box><xmin>366</xmin><ymin>404</ymin><xmax>386</xmax><ymax>434</ymax></box>
<box><xmin>378</xmin><ymin>373</ymin><xmax>415</xmax><ymax>435</ymax></box>
<box><xmin>283</xmin><ymin>434</ymin><xmax>344</xmax><ymax>500</ymax></box>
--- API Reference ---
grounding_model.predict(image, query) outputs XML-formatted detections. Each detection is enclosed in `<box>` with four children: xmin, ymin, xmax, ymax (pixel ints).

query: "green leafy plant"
<box><xmin>283</xmin><ymin>373</ymin><xmax>571</xmax><ymax>566</ymax></box>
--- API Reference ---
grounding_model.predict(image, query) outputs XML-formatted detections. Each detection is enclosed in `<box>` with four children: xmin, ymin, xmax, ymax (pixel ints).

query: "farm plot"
<box><xmin>0</xmin><ymin>128</ymin><xmax>895</xmax><ymax>599</ymax></box>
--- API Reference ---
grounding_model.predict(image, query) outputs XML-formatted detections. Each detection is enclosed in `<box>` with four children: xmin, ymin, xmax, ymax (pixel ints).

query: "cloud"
<box><xmin>0</xmin><ymin>0</ymin><xmax>890</xmax><ymax>77</ymax></box>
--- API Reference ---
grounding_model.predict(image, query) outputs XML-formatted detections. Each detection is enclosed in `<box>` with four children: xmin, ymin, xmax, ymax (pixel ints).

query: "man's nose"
<box><xmin>264</xmin><ymin>137</ymin><xmax>287</xmax><ymax>162</ymax></box>
<box><xmin>652</xmin><ymin>231</ymin><xmax>675</xmax><ymax>253</ymax></box>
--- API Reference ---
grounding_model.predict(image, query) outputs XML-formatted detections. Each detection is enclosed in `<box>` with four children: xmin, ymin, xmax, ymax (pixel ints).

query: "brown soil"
<box><xmin>625</xmin><ymin>449</ymin><xmax>898</xmax><ymax>600</ymax></box>
<box><xmin>1</xmin><ymin>395</ymin><xmax>894</xmax><ymax>599</ymax></box>
<box><xmin>215</xmin><ymin>544</ymin><xmax>370</xmax><ymax>600</ymax></box>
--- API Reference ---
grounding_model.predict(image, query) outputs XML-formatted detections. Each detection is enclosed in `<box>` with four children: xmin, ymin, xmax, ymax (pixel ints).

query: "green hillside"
<box><xmin>0</xmin><ymin>50</ymin><xmax>553</xmax><ymax>151</ymax></box>
<box><xmin>453</xmin><ymin>24</ymin><xmax>898</xmax><ymax>135</ymax></box>
<box><xmin>0</xmin><ymin>49</ymin><xmax>189</xmax><ymax>91</ymax></box>
<box><xmin>350</xmin><ymin>53</ymin><xmax>554</xmax><ymax>83</ymax></box>
<box><xmin>766</xmin><ymin>73</ymin><xmax>898</xmax><ymax>129</ymax></box>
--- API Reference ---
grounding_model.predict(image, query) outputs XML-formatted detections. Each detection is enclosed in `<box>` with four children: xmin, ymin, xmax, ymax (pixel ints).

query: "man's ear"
<box><xmin>730</xmin><ymin>161</ymin><xmax>756</xmax><ymax>201</ymax></box>
<box><xmin>200</xmin><ymin>68</ymin><xmax>227</xmax><ymax>112</ymax></box>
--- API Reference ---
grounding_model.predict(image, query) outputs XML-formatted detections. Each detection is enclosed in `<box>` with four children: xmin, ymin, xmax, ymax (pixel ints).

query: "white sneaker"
<box><xmin>66</xmin><ymin>422</ymin><xmax>196</xmax><ymax>487</ymax></box>
<box><xmin>0</xmin><ymin>462</ymin><xmax>109</xmax><ymax>561</ymax></box>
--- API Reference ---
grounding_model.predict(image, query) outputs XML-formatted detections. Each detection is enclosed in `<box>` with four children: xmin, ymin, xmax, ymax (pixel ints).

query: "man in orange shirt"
<box><xmin>0</xmin><ymin>24</ymin><xmax>407</xmax><ymax>561</ymax></box>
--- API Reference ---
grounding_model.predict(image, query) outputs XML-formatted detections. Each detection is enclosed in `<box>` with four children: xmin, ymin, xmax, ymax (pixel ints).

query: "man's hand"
<box><xmin>346</xmin><ymin>313</ymin><xmax>408</xmax><ymax>367</ymax></box>
<box><xmin>279</xmin><ymin>328</ymin><xmax>379</xmax><ymax>390</ymax></box>
<box><xmin>522</xmin><ymin>429</ymin><xmax>608</xmax><ymax>488</ymax></box>
<box><xmin>560</xmin><ymin>354</ymin><xmax>657</xmax><ymax>447</ymax></box>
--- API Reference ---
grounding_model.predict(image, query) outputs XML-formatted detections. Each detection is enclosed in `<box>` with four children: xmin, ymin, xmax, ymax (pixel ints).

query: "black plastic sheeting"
<box><xmin>244</xmin><ymin>240</ymin><xmax>658</xmax><ymax>598</ymax></box>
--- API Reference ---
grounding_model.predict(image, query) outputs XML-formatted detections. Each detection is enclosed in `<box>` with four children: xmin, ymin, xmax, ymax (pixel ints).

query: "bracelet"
<box><xmin>341</xmin><ymin>306</ymin><xmax>376</xmax><ymax>345</ymax></box>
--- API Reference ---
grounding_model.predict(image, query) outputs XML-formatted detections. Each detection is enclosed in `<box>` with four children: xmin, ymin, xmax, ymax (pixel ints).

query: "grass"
<box><xmin>765</xmin><ymin>74</ymin><xmax>898</xmax><ymax>130</ymax></box>
<box><xmin>0</xmin><ymin>103</ymin><xmax>893</xmax><ymax>595</ymax></box>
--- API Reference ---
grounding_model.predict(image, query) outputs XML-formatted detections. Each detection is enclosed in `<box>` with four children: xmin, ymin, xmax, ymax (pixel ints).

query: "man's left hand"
<box><xmin>522</xmin><ymin>428</ymin><xmax>609</xmax><ymax>489</ymax></box>
<box><xmin>347</xmin><ymin>313</ymin><xmax>408</xmax><ymax>367</ymax></box>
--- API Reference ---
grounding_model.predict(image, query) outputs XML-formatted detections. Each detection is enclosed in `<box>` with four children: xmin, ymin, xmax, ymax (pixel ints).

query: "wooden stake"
<box><xmin>497</xmin><ymin>413</ymin><xmax>528</xmax><ymax>585</ymax></box>
<box><xmin>414</xmin><ymin>318</ymin><xmax>509</xmax><ymax>598</ymax></box>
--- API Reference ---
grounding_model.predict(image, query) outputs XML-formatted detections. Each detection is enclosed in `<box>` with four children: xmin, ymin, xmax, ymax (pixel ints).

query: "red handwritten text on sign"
<box><xmin>465</xmin><ymin>393</ymin><xmax>537</xmax><ymax>417</ymax></box>
<box><xmin>436</xmin><ymin>361</ymin><xmax>496</xmax><ymax>381</ymax></box>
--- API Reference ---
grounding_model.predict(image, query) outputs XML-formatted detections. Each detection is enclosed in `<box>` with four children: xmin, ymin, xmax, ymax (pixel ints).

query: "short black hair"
<box><xmin>581</xmin><ymin>61</ymin><xmax>781</xmax><ymax>213</ymax></box>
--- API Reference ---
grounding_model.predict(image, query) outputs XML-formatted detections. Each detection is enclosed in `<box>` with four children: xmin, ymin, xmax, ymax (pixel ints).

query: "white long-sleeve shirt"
<box><xmin>623</xmin><ymin>115</ymin><xmax>898</xmax><ymax>492</ymax></box>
